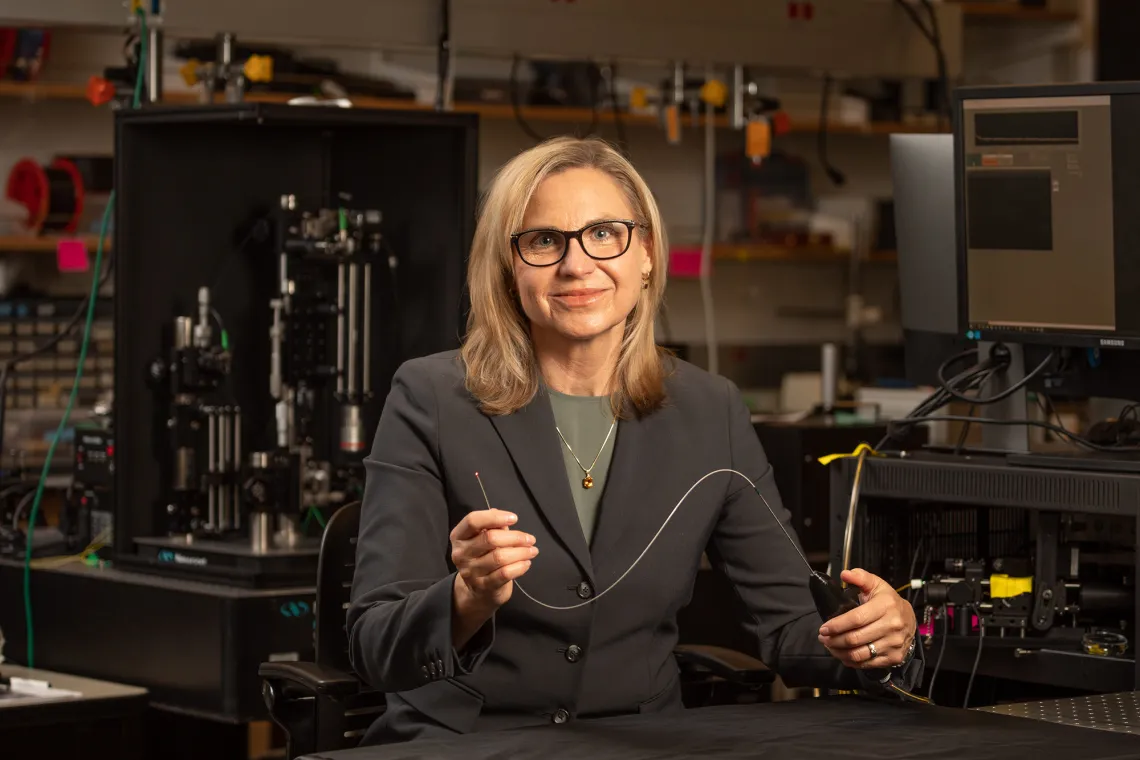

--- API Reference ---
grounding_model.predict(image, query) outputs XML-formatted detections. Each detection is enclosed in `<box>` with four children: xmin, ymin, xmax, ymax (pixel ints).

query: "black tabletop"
<box><xmin>303</xmin><ymin>697</ymin><xmax>1140</xmax><ymax>760</ymax></box>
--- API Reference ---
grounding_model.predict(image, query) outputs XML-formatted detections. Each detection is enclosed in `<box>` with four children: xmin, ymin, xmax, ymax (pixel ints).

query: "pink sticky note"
<box><xmin>56</xmin><ymin>239</ymin><xmax>90</xmax><ymax>272</ymax></box>
<box><xmin>669</xmin><ymin>247</ymin><xmax>704</xmax><ymax>278</ymax></box>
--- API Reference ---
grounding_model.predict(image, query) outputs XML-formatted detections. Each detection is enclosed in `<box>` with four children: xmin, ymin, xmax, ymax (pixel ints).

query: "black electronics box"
<box><xmin>111</xmin><ymin>103</ymin><xmax>478</xmax><ymax>558</ymax></box>
<box><xmin>74</xmin><ymin>426</ymin><xmax>114</xmax><ymax>488</ymax></box>
<box><xmin>73</xmin><ymin>426</ymin><xmax>116</xmax><ymax>551</ymax></box>
<box><xmin>753</xmin><ymin>419</ymin><xmax>926</xmax><ymax>560</ymax></box>
<box><xmin>0</xmin><ymin>559</ymin><xmax>315</xmax><ymax>721</ymax></box>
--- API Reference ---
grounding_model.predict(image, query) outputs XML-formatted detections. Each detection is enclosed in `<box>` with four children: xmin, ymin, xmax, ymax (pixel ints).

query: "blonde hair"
<box><xmin>461</xmin><ymin>136</ymin><xmax>669</xmax><ymax>418</ymax></box>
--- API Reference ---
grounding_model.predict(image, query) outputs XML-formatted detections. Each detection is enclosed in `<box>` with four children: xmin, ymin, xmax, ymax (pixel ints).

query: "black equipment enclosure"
<box><xmin>112</xmin><ymin>103</ymin><xmax>478</xmax><ymax>559</ymax></box>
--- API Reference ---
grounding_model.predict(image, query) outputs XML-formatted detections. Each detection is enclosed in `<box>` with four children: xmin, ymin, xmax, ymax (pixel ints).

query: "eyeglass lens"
<box><xmin>516</xmin><ymin>221</ymin><xmax>630</xmax><ymax>265</ymax></box>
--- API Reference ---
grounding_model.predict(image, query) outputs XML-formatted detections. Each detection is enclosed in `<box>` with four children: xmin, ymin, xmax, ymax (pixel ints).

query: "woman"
<box><xmin>348</xmin><ymin>136</ymin><xmax>920</xmax><ymax>745</ymax></box>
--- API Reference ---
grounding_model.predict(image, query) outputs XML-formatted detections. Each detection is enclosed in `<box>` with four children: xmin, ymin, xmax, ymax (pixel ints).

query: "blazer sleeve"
<box><xmin>705</xmin><ymin>378</ymin><xmax>923</xmax><ymax>694</ymax></box>
<box><xmin>346</xmin><ymin>358</ymin><xmax>495</xmax><ymax>693</ymax></box>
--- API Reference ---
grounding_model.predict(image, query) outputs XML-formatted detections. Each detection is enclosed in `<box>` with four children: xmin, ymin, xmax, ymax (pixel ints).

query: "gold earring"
<box><xmin>642</xmin><ymin>273</ymin><xmax>650</xmax><ymax>290</ymax></box>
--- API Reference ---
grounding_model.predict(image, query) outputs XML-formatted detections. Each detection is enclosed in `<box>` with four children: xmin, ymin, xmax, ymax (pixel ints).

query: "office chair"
<box><xmin>260</xmin><ymin>502</ymin><xmax>774</xmax><ymax>759</ymax></box>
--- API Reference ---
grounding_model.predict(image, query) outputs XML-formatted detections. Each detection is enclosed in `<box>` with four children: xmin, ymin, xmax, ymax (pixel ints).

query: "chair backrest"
<box><xmin>315</xmin><ymin>500</ymin><xmax>361</xmax><ymax>672</ymax></box>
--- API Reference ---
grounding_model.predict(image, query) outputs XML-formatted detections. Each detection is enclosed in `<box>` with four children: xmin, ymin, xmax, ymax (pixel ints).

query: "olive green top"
<box><xmin>547</xmin><ymin>388</ymin><xmax>616</xmax><ymax>545</ymax></box>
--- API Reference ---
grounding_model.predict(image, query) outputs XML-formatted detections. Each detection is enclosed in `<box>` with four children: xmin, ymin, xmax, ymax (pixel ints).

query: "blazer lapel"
<box><xmin>590</xmin><ymin>408</ymin><xmax>670</xmax><ymax>585</ymax></box>
<box><xmin>489</xmin><ymin>393</ymin><xmax>595</xmax><ymax>582</ymax></box>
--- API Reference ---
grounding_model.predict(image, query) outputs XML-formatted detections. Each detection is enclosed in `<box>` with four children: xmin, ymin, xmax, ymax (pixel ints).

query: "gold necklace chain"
<box><xmin>555</xmin><ymin>417</ymin><xmax>617</xmax><ymax>489</ymax></box>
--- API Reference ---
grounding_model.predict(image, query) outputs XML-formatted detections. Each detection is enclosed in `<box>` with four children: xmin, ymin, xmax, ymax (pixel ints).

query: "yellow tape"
<box><xmin>990</xmin><ymin>574</ymin><xmax>1033</xmax><ymax>599</ymax></box>
<box><xmin>817</xmin><ymin>443</ymin><xmax>883</xmax><ymax>467</ymax></box>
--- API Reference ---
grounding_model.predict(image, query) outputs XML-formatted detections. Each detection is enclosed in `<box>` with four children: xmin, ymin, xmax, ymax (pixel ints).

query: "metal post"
<box><xmin>362</xmin><ymin>261</ymin><xmax>372</xmax><ymax>395</ymax></box>
<box><xmin>347</xmin><ymin>263</ymin><xmax>359</xmax><ymax>396</ymax></box>
<box><xmin>232</xmin><ymin>407</ymin><xmax>242</xmax><ymax>530</ymax></box>
<box><xmin>207</xmin><ymin>409</ymin><xmax>217</xmax><ymax>529</ymax></box>
<box><xmin>219</xmin><ymin>409</ymin><xmax>231</xmax><ymax>529</ymax></box>
<box><xmin>336</xmin><ymin>263</ymin><xmax>346</xmax><ymax>395</ymax></box>
<box><xmin>731</xmin><ymin>64</ymin><xmax>745</xmax><ymax>129</ymax></box>
<box><xmin>250</xmin><ymin>512</ymin><xmax>272</xmax><ymax>554</ymax></box>
<box><xmin>147</xmin><ymin>24</ymin><xmax>163</xmax><ymax>103</ymax></box>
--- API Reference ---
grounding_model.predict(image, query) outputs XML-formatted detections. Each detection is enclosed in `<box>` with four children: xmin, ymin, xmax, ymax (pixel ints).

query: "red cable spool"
<box><xmin>0</xmin><ymin>29</ymin><xmax>17</xmax><ymax>79</ymax></box>
<box><xmin>5</xmin><ymin>158</ymin><xmax>85</xmax><ymax>235</ymax></box>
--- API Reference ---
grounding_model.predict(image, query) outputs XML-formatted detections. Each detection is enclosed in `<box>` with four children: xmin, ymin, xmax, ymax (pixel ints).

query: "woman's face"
<box><xmin>511</xmin><ymin>167</ymin><xmax>651</xmax><ymax>346</ymax></box>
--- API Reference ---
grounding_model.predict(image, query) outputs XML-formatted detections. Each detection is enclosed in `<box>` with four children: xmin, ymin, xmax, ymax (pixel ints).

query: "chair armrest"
<box><xmin>674</xmin><ymin>644</ymin><xmax>775</xmax><ymax>686</ymax></box>
<box><xmin>259</xmin><ymin>661</ymin><xmax>362</xmax><ymax>699</ymax></box>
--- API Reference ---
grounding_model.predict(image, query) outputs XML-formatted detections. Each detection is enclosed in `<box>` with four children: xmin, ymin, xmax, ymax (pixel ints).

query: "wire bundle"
<box><xmin>877</xmin><ymin>344</ymin><xmax>1140</xmax><ymax>454</ymax></box>
<box><xmin>874</xmin><ymin>347</ymin><xmax>1019</xmax><ymax>450</ymax></box>
<box><xmin>893</xmin><ymin>592</ymin><xmax>983</xmax><ymax>708</ymax></box>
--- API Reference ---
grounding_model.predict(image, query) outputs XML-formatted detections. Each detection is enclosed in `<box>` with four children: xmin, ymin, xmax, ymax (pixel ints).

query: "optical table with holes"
<box><xmin>299</xmin><ymin>696</ymin><xmax>1140</xmax><ymax>760</ymax></box>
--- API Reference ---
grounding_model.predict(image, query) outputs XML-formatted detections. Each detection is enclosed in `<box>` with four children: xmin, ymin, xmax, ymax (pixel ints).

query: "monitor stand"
<box><xmin>922</xmin><ymin>341</ymin><xmax>1030</xmax><ymax>457</ymax></box>
<box><xmin>978</xmin><ymin>341</ymin><xmax>1030</xmax><ymax>454</ymax></box>
<box><xmin>926</xmin><ymin>341</ymin><xmax>1140</xmax><ymax>473</ymax></box>
<box><xmin>988</xmin><ymin>344</ymin><xmax>1140</xmax><ymax>474</ymax></box>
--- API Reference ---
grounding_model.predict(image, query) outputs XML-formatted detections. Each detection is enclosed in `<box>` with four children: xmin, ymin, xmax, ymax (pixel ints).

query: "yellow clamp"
<box><xmin>244</xmin><ymin>55</ymin><xmax>274</xmax><ymax>83</ymax></box>
<box><xmin>629</xmin><ymin>87</ymin><xmax>649</xmax><ymax>110</ymax></box>
<box><xmin>817</xmin><ymin>443</ymin><xmax>883</xmax><ymax>467</ymax></box>
<box><xmin>180</xmin><ymin>58</ymin><xmax>202</xmax><ymax>87</ymax></box>
<box><xmin>699</xmin><ymin>79</ymin><xmax>727</xmax><ymax>108</ymax></box>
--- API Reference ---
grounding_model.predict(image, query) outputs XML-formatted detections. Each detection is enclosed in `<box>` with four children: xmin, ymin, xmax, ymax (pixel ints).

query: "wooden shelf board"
<box><xmin>0</xmin><ymin>81</ymin><xmax>89</xmax><ymax>100</ymax></box>
<box><xmin>238</xmin><ymin>91</ymin><xmax>946</xmax><ymax>134</ymax></box>
<box><xmin>0</xmin><ymin>81</ymin><xmax>946</xmax><ymax>135</ymax></box>
<box><xmin>957</xmin><ymin>2</ymin><xmax>1079</xmax><ymax>22</ymax></box>
<box><xmin>0</xmin><ymin>235</ymin><xmax>111</xmax><ymax>253</ymax></box>
<box><xmin>712</xmin><ymin>244</ymin><xmax>897</xmax><ymax>263</ymax></box>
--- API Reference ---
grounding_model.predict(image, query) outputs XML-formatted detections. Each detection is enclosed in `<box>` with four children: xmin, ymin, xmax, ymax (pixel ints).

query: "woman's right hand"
<box><xmin>450</xmin><ymin>509</ymin><xmax>538</xmax><ymax>617</ymax></box>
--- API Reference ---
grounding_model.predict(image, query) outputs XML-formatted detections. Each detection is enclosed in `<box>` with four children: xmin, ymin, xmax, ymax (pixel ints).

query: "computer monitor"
<box><xmin>956</xmin><ymin>82</ymin><xmax>1140</xmax><ymax>350</ymax></box>
<box><xmin>890</xmin><ymin>133</ymin><xmax>972</xmax><ymax>385</ymax></box>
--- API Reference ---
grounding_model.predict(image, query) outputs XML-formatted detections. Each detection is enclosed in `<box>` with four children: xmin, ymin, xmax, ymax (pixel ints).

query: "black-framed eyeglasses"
<box><xmin>511</xmin><ymin>219</ymin><xmax>639</xmax><ymax>267</ymax></box>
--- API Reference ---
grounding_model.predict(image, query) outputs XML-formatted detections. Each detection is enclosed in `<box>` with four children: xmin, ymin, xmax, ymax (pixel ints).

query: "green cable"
<box><xmin>23</xmin><ymin>7</ymin><xmax>148</xmax><ymax>669</ymax></box>
<box><xmin>23</xmin><ymin>195</ymin><xmax>111</xmax><ymax>668</ymax></box>
<box><xmin>132</xmin><ymin>10</ymin><xmax>147</xmax><ymax>109</ymax></box>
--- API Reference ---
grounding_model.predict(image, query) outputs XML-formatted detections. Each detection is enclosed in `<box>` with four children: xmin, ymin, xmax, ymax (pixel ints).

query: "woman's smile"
<box><xmin>549</xmin><ymin>287</ymin><xmax>609</xmax><ymax>308</ymax></box>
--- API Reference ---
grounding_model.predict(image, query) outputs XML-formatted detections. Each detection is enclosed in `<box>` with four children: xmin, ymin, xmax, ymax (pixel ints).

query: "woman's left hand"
<box><xmin>817</xmin><ymin>568</ymin><xmax>916</xmax><ymax>669</ymax></box>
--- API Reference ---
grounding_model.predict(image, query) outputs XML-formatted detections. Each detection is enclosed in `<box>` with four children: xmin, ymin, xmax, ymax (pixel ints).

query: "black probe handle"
<box><xmin>810</xmin><ymin>571</ymin><xmax>861</xmax><ymax>620</ymax></box>
<box><xmin>810</xmin><ymin>571</ymin><xmax>892</xmax><ymax>682</ymax></box>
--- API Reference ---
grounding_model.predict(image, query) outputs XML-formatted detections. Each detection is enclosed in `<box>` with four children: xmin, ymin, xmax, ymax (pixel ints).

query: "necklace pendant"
<box><xmin>582</xmin><ymin>474</ymin><xmax>594</xmax><ymax>489</ymax></box>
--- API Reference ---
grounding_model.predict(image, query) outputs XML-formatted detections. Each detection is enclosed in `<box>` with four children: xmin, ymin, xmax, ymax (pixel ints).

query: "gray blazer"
<box><xmin>348</xmin><ymin>350</ymin><xmax>920</xmax><ymax>745</ymax></box>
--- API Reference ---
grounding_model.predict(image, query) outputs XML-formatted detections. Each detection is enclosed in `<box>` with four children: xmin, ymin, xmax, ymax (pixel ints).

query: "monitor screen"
<box><xmin>957</xmin><ymin>84</ymin><xmax>1140</xmax><ymax>349</ymax></box>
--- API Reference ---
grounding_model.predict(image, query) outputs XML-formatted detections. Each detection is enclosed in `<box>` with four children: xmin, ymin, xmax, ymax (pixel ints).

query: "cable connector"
<box><xmin>895</xmin><ymin>579</ymin><xmax>925</xmax><ymax>593</ymax></box>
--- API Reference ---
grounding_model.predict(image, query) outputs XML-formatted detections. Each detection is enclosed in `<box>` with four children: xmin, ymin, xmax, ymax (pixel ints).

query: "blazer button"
<box><xmin>552</xmin><ymin>708</ymin><xmax>570</xmax><ymax>724</ymax></box>
<box><xmin>576</xmin><ymin>581</ymin><xmax>593</xmax><ymax>599</ymax></box>
<box><xmin>565</xmin><ymin>644</ymin><xmax>582</xmax><ymax>663</ymax></box>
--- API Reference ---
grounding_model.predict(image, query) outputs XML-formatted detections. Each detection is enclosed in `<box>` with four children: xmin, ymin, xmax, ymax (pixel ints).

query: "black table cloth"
<box><xmin>303</xmin><ymin>696</ymin><xmax>1140</xmax><ymax>760</ymax></box>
